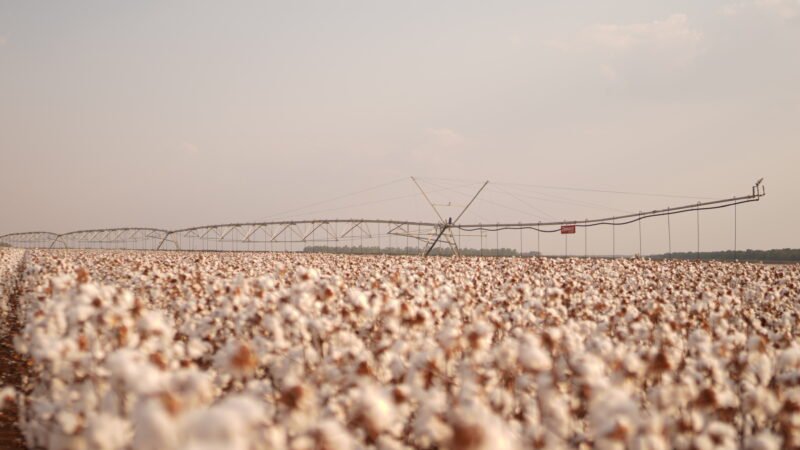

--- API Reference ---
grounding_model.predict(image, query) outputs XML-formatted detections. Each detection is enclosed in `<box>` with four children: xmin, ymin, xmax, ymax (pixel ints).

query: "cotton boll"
<box><xmin>214</xmin><ymin>340</ymin><xmax>259</xmax><ymax>379</ymax></box>
<box><xmin>776</xmin><ymin>346</ymin><xmax>800</xmax><ymax>385</ymax></box>
<box><xmin>436</xmin><ymin>322</ymin><xmax>461</xmax><ymax>353</ymax></box>
<box><xmin>353</xmin><ymin>383</ymin><xmax>396</xmax><ymax>439</ymax></box>
<box><xmin>85</xmin><ymin>413</ymin><xmax>132</xmax><ymax>450</ymax></box>
<box><xmin>49</xmin><ymin>275</ymin><xmax>73</xmax><ymax>293</ymax></box>
<box><xmin>215</xmin><ymin>394</ymin><xmax>266</xmax><ymax>425</ymax></box>
<box><xmin>296</xmin><ymin>267</ymin><xmax>320</xmax><ymax>283</ymax></box>
<box><xmin>107</xmin><ymin>349</ymin><xmax>165</xmax><ymax>394</ymax></box>
<box><xmin>465</xmin><ymin>320</ymin><xmax>493</xmax><ymax>351</ymax></box>
<box><xmin>746</xmin><ymin>431</ymin><xmax>782</xmax><ymax>450</ymax></box>
<box><xmin>186</xmin><ymin>338</ymin><xmax>210</xmax><ymax>360</ymax></box>
<box><xmin>258</xmin><ymin>426</ymin><xmax>288</xmax><ymax>450</ymax></box>
<box><xmin>518</xmin><ymin>336</ymin><xmax>552</xmax><ymax>373</ymax></box>
<box><xmin>13</xmin><ymin>334</ymin><xmax>29</xmax><ymax>354</ymax></box>
<box><xmin>489</xmin><ymin>388</ymin><xmax>516</xmax><ymax>418</ymax></box>
<box><xmin>55</xmin><ymin>410</ymin><xmax>82</xmax><ymax>435</ymax></box>
<box><xmin>47</xmin><ymin>431</ymin><xmax>88</xmax><ymax>450</ymax></box>
<box><xmin>743</xmin><ymin>385</ymin><xmax>780</xmax><ymax>423</ymax></box>
<box><xmin>448</xmin><ymin>407</ymin><xmax>520</xmax><ymax>450</ymax></box>
<box><xmin>348</xmin><ymin>289</ymin><xmax>370</xmax><ymax>311</ymax></box>
<box><xmin>0</xmin><ymin>386</ymin><xmax>15</xmax><ymax>409</ymax></box>
<box><xmin>180</xmin><ymin>406</ymin><xmax>250</xmax><ymax>450</ymax></box>
<box><xmin>746</xmin><ymin>335</ymin><xmax>767</xmax><ymax>352</ymax></box>
<box><xmin>291</xmin><ymin>291</ymin><xmax>315</xmax><ymax>313</ymax></box>
<box><xmin>588</xmin><ymin>387</ymin><xmax>639</xmax><ymax>443</ymax></box>
<box><xmin>139</xmin><ymin>310</ymin><xmax>171</xmax><ymax>337</ymax></box>
<box><xmin>537</xmin><ymin>386</ymin><xmax>571</xmax><ymax>440</ymax></box>
<box><xmin>67</xmin><ymin>300</ymin><xmax>95</xmax><ymax>326</ymax></box>
<box><xmin>631</xmin><ymin>415</ymin><xmax>668</xmax><ymax>450</ymax></box>
<box><xmin>167</xmin><ymin>370</ymin><xmax>216</xmax><ymax>410</ymax></box>
<box><xmin>375</xmin><ymin>435</ymin><xmax>406</xmax><ymax>450</ymax></box>
<box><xmin>131</xmin><ymin>397</ymin><xmax>179</xmax><ymax>450</ymax></box>
<box><xmin>301</xmin><ymin>420</ymin><xmax>353</xmax><ymax>450</ymax></box>
<box><xmin>279</xmin><ymin>304</ymin><xmax>302</xmax><ymax>324</ymax></box>
<box><xmin>279</xmin><ymin>382</ymin><xmax>317</xmax><ymax>413</ymax></box>
<box><xmin>572</xmin><ymin>353</ymin><xmax>607</xmax><ymax>386</ymax></box>
<box><xmin>493</xmin><ymin>338</ymin><xmax>519</xmax><ymax>373</ymax></box>
<box><xmin>410</xmin><ymin>407</ymin><xmax>452</xmax><ymax>449</ymax></box>
<box><xmin>693</xmin><ymin>421</ymin><xmax>737</xmax><ymax>450</ymax></box>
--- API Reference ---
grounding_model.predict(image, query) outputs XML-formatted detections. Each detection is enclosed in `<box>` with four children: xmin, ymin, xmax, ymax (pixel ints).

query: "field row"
<box><xmin>1</xmin><ymin>249</ymin><xmax>799</xmax><ymax>449</ymax></box>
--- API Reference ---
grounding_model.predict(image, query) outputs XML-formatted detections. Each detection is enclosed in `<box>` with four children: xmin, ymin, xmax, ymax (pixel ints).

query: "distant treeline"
<box><xmin>302</xmin><ymin>245</ymin><xmax>540</xmax><ymax>257</ymax></box>
<box><xmin>0</xmin><ymin>242</ymin><xmax>9</xmax><ymax>248</ymax></box>
<box><xmin>651</xmin><ymin>248</ymin><xmax>800</xmax><ymax>263</ymax></box>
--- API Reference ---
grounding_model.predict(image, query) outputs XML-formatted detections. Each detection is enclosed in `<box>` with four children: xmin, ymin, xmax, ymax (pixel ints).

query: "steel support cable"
<box><xmin>432</xmin><ymin>189</ymin><xmax>546</xmax><ymax>222</ymax></box>
<box><xmin>407</xmin><ymin>178</ymin><xmax>485</xmax><ymax>207</ymax></box>
<box><xmin>492</xmin><ymin>181</ymin><xmax>715</xmax><ymax>200</ymax></box>
<box><xmin>413</xmin><ymin>178</ymin><xmax>481</xmax><ymax>203</ymax></box>
<box><xmin>454</xmin><ymin>198</ymin><xmax>759</xmax><ymax>233</ymax></box>
<box><xmin>495</xmin><ymin>183</ymin><xmax>633</xmax><ymax>215</ymax></box>
<box><xmin>271</xmin><ymin>195</ymin><xmax>432</xmax><ymax>222</ymax></box>
<box><xmin>488</xmin><ymin>185</ymin><xmax>557</xmax><ymax>221</ymax></box>
<box><xmin>413</xmin><ymin>182</ymin><xmax>552</xmax><ymax>223</ymax></box>
<box><xmin>266</xmin><ymin>181</ymin><xmax>481</xmax><ymax>221</ymax></box>
<box><xmin>256</xmin><ymin>177</ymin><xmax>408</xmax><ymax>222</ymax></box>
<box><xmin>416</xmin><ymin>176</ymin><xmax>714</xmax><ymax>200</ymax></box>
<box><xmin>487</xmin><ymin>185</ymin><xmax>621</xmax><ymax>215</ymax></box>
<box><xmin>414</xmin><ymin>178</ymin><xmax>482</xmax><ymax>194</ymax></box>
<box><xmin>475</xmin><ymin>196</ymin><xmax>552</xmax><ymax>222</ymax></box>
<box><xmin>458</xmin><ymin>192</ymin><xmax>760</xmax><ymax>229</ymax></box>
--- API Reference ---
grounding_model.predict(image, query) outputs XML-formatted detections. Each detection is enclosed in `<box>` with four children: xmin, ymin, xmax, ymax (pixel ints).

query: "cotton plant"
<box><xmin>1</xmin><ymin>249</ymin><xmax>799</xmax><ymax>449</ymax></box>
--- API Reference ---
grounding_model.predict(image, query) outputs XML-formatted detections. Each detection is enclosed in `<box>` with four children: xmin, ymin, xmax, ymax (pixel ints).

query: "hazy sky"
<box><xmin>1</xmin><ymin>1</ymin><xmax>798</xmax><ymax>253</ymax></box>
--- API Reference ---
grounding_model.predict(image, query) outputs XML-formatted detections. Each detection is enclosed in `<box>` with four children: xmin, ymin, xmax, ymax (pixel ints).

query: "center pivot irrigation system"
<box><xmin>0</xmin><ymin>178</ymin><xmax>765</xmax><ymax>257</ymax></box>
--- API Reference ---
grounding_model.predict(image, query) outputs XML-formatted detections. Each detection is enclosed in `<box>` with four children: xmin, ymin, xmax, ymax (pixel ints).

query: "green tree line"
<box><xmin>651</xmin><ymin>248</ymin><xmax>800</xmax><ymax>263</ymax></box>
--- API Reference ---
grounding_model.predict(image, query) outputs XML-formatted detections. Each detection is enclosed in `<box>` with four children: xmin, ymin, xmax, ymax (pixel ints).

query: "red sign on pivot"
<box><xmin>561</xmin><ymin>224</ymin><xmax>576</xmax><ymax>234</ymax></box>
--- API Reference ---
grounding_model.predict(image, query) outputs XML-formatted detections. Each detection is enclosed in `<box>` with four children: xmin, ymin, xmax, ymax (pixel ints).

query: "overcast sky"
<box><xmin>1</xmin><ymin>1</ymin><xmax>798</xmax><ymax>254</ymax></box>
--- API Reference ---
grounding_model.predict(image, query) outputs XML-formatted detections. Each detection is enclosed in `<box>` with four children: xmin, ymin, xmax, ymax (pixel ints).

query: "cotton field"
<box><xmin>0</xmin><ymin>249</ymin><xmax>799</xmax><ymax>450</ymax></box>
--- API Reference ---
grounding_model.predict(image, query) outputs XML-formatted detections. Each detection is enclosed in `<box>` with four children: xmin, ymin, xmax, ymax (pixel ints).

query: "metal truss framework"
<box><xmin>0</xmin><ymin>181</ymin><xmax>766</xmax><ymax>256</ymax></box>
